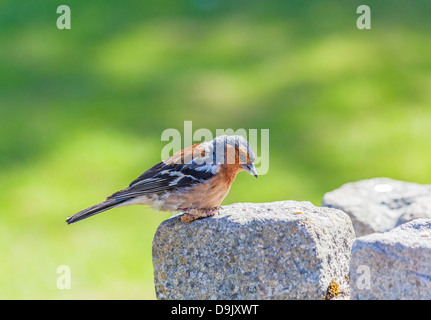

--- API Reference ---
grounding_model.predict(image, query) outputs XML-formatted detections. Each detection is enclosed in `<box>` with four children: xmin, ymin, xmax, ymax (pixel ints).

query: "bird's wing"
<box><xmin>107</xmin><ymin>144</ymin><xmax>218</xmax><ymax>200</ymax></box>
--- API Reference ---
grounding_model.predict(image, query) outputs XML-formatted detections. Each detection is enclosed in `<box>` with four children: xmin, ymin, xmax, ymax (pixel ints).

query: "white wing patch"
<box><xmin>194</xmin><ymin>164</ymin><xmax>220</xmax><ymax>174</ymax></box>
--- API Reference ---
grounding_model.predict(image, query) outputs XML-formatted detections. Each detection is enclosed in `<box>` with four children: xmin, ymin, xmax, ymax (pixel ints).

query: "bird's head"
<box><xmin>208</xmin><ymin>135</ymin><xmax>258</xmax><ymax>178</ymax></box>
<box><xmin>164</xmin><ymin>135</ymin><xmax>258</xmax><ymax>178</ymax></box>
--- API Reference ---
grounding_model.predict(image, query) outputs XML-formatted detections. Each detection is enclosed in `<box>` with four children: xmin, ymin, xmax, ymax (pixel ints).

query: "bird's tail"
<box><xmin>66</xmin><ymin>198</ymin><xmax>130</xmax><ymax>225</ymax></box>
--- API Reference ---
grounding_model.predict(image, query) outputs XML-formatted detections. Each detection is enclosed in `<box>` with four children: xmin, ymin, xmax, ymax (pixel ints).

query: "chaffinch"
<box><xmin>66</xmin><ymin>135</ymin><xmax>257</xmax><ymax>224</ymax></box>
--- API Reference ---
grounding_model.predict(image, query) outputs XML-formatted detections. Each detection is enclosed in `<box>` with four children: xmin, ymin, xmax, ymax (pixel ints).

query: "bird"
<box><xmin>66</xmin><ymin>135</ymin><xmax>258</xmax><ymax>224</ymax></box>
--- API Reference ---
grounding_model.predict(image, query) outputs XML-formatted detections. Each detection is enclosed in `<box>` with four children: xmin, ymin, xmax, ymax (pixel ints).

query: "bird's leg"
<box><xmin>180</xmin><ymin>207</ymin><xmax>219</xmax><ymax>223</ymax></box>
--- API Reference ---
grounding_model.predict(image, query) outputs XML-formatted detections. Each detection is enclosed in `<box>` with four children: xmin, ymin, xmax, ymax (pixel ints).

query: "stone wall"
<box><xmin>152</xmin><ymin>178</ymin><xmax>431</xmax><ymax>300</ymax></box>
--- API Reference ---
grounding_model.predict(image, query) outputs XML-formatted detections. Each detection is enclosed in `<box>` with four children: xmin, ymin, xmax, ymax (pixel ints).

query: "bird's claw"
<box><xmin>180</xmin><ymin>208</ymin><xmax>219</xmax><ymax>223</ymax></box>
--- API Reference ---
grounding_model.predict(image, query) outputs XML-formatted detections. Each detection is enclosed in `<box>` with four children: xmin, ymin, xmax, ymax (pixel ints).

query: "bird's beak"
<box><xmin>242</xmin><ymin>163</ymin><xmax>258</xmax><ymax>178</ymax></box>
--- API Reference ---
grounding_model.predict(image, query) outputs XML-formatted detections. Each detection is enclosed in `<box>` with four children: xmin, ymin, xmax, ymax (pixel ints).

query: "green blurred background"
<box><xmin>1</xmin><ymin>0</ymin><xmax>430</xmax><ymax>299</ymax></box>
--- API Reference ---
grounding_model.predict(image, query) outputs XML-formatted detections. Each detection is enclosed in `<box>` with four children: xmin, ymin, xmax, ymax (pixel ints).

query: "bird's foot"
<box><xmin>180</xmin><ymin>208</ymin><xmax>219</xmax><ymax>223</ymax></box>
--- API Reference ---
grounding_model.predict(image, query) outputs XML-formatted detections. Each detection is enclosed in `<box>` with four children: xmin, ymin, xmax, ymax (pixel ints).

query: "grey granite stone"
<box><xmin>152</xmin><ymin>201</ymin><xmax>355</xmax><ymax>300</ymax></box>
<box><xmin>322</xmin><ymin>177</ymin><xmax>431</xmax><ymax>236</ymax></box>
<box><xmin>350</xmin><ymin>218</ymin><xmax>431</xmax><ymax>300</ymax></box>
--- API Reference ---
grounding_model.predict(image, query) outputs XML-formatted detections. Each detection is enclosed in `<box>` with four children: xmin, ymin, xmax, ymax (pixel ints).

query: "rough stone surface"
<box><xmin>322</xmin><ymin>177</ymin><xmax>431</xmax><ymax>236</ymax></box>
<box><xmin>152</xmin><ymin>201</ymin><xmax>355</xmax><ymax>300</ymax></box>
<box><xmin>350</xmin><ymin>219</ymin><xmax>431</xmax><ymax>300</ymax></box>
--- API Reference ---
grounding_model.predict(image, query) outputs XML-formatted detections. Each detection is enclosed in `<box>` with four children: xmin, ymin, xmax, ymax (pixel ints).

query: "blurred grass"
<box><xmin>1</xmin><ymin>0</ymin><xmax>430</xmax><ymax>299</ymax></box>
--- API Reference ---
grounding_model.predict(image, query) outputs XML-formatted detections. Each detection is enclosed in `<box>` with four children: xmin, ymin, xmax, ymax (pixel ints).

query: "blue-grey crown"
<box><xmin>210</xmin><ymin>135</ymin><xmax>255</xmax><ymax>165</ymax></box>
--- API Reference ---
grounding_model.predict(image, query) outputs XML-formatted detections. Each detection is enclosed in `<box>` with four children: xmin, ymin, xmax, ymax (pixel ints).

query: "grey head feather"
<box><xmin>204</xmin><ymin>135</ymin><xmax>255</xmax><ymax>165</ymax></box>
